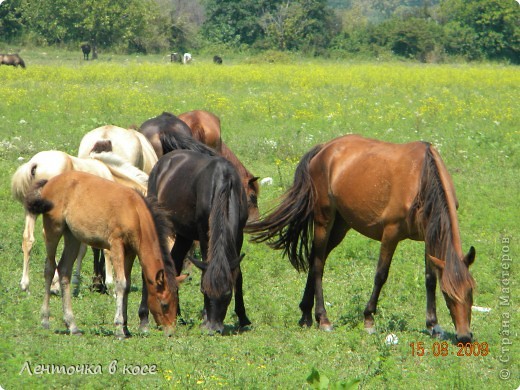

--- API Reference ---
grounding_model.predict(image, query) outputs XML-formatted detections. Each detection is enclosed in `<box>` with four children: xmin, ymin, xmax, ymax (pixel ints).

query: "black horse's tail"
<box><xmin>203</xmin><ymin>165</ymin><xmax>240</xmax><ymax>297</ymax></box>
<box><xmin>159</xmin><ymin>131</ymin><xmax>217</xmax><ymax>157</ymax></box>
<box><xmin>24</xmin><ymin>180</ymin><xmax>53</xmax><ymax>215</ymax></box>
<box><xmin>245</xmin><ymin>144</ymin><xmax>323</xmax><ymax>272</ymax></box>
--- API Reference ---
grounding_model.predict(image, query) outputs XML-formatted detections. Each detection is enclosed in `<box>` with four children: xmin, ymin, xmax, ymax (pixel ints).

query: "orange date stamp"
<box><xmin>409</xmin><ymin>341</ymin><xmax>489</xmax><ymax>357</ymax></box>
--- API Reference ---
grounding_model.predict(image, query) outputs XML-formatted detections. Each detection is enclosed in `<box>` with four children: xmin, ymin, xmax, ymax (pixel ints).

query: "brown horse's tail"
<box><xmin>24</xmin><ymin>180</ymin><xmax>53</xmax><ymax>215</ymax></box>
<box><xmin>245</xmin><ymin>144</ymin><xmax>323</xmax><ymax>272</ymax></box>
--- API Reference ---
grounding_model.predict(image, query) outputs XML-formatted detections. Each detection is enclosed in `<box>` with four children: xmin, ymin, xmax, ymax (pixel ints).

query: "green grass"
<box><xmin>0</xmin><ymin>50</ymin><xmax>518</xmax><ymax>389</ymax></box>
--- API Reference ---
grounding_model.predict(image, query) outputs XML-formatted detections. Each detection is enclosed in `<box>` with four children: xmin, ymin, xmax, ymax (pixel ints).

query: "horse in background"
<box><xmin>24</xmin><ymin>171</ymin><xmax>179</xmax><ymax>338</ymax></box>
<box><xmin>0</xmin><ymin>54</ymin><xmax>26</xmax><ymax>68</ymax></box>
<box><xmin>81</xmin><ymin>44</ymin><xmax>91</xmax><ymax>60</ymax></box>
<box><xmin>213</xmin><ymin>55</ymin><xmax>223</xmax><ymax>64</ymax></box>
<box><xmin>78</xmin><ymin>125</ymin><xmax>158</xmax><ymax>174</ymax></box>
<box><xmin>11</xmin><ymin>150</ymin><xmax>148</xmax><ymax>294</ymax></box>
<box><xmin>142</xmin><ymin>147</ymin><xmax>251</xmax><ymax>334</ymax></box>
<box><xmin>246</xmin><ymin>135</ymin><xmax>476</xmax><ymax>343</ymax></box>
<box><xmin>183</xmin><ymin>53</ymin><xmax>192</xmax><ymax>64</ymax></box>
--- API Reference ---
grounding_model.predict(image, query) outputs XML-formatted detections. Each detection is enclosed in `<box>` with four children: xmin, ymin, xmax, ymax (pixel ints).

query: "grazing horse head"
<box><xmin>0</xmin><ymin>53</ymin><xmax>26</xmax><ymax>68</ymax></box>
<box><xmin>246</xmin><ymin>135</ymin><xmax>475</xmax><ymax>342</ymax></box>
<box><xmin>146</xmin><ymin>148</ymin><xmax>251</xmax><ymax>334</ymax></box>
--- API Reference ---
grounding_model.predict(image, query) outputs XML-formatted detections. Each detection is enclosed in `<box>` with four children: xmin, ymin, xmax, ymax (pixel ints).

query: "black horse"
<box><xmin>81</xmin><ymin>44</ymin><xmax>91</xmax><ymax>60</ymax></box>
<box><xmin>139</xmin><ymin>112</ymin><xmax>192</xmax><ymax>158</ymax></box>
<box><xmin>213</xmin><ymin>55</ymin><xmax>223</xmax><ymax>64</ymax></box>
<box><xmin>0</xmin><ymin>54</ymin><xmax>26</xmax><ymax>68</ymax></box>
<box><xmin>139</xmin><ymin>144</ymin><xmax>251</xmax><ymax>334</ymax></box>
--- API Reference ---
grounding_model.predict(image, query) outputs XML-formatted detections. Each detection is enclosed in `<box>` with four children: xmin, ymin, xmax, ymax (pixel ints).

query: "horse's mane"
<box><xmin>410</xmin><ymin>144</ymin><xmax>475</xmax><ymax>302</ymax></box>
<box><xmin>203</xmin><ymin>167</ymin><xmax>241</xmax><ymax>297</ymax></box>
<box><xmin>159</xmin><ymin>131</ymin><xmax>218</xmax><ymax>157</ymax></box>
<box><xmin>143</xmin><ymin>195</ymin><xmax>178</xmax><ymax>291</ymax></box>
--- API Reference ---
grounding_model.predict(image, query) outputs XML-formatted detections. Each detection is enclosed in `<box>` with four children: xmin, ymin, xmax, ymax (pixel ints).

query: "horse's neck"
<box><xmin>135</xmin><ymin>208</ymin><xmax>165</xmax><ymax>277</ymax></box>
<box><xmin>429</xmin><ymin>147</ymin><xmax>463</xmax><ymax>255</ymax></box>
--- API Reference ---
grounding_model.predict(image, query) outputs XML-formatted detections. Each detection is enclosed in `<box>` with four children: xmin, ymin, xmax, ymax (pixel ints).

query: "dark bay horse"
<box><xmin>24</xmin><ymin>171</ymin><xmax>179</xmax><ymax>338</ymax></box>
<box><xmin>0</xmin><ymin>54</ymin><xmax>26</xmax><ymax>68</ymax></box>
<box><xmin>139</xmin><ymin>112</ymin><xmax>192</xmax><ymax>158</ymax></box>
<box><xmin>141</xmin><ymin>147</ymin><xmax>251</xmax><ymax>334</ymax></box>
<box><xmin>246</xmin><ymin>135</ymin><xmax>476</xmax><ymax>343</ymax></box>
<box><xmin>141</xmin><ymin>110</ymin><xmax>260</xmax><ymax>221</ymax></box>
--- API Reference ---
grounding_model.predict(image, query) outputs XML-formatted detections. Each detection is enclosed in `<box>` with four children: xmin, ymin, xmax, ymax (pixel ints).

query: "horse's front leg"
<box><xmin>363</xmin><ymin>230</ymin><xmax>398</xmax><ymax>334</ymax></box>
<box><xmin>21</xmin><ymin>212</ymin><xmax>36</xmax><ymax>292</ymax></box>
<box><xmin>112</xmin><ymin>243</ymin><xmax>132</xmax><ymax>338</ymax></box>
<box><xmin>425</xmin><ymin>250</ymin><xmax>443</xmax><ymax>338</ymax></box>
<box><xmin>234</xmin><ymin>266</ymin><xmax>251</xmax><ymax>328</ymax></box>
<box><xmin>138</xmin><ymin>271</ymin><xmax>150</xmax><ymax>333</ymax></box>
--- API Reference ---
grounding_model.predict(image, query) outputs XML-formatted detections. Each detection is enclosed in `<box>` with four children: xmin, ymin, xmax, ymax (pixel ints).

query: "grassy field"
<box><xmin>0</xmin><ymin>49</ymin><xmax>518</xmax><ymax>389</ymax></box>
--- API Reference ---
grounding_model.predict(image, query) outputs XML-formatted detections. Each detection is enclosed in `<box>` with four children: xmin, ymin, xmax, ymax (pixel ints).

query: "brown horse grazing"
<box><xmin>141</xmin><ymin>148</ymin><xmax>251</xmax><ymax>334</ymax></box>
<box><xmin>139</xmin><ymin>112</ymin><xmax>192</xmax><ymax>158</ymax></box>
<box><xmin>0</xmin><ymin>54</ymin><xmax>26</xmax><ymax>68</ymax></box>
<box><xmin>246</xmin><ymin>135</ymin><xmax>476</xmax><ymax>344</ymax></box>
<box><xmin>172</xmin><ymin>110</ymin><xmax>260</xmax><ymax>221</ymax></box>
<box><xmin>24</xmin><ymin>171</ymin><xmax>179</xmax><ymax>338</ymax></box>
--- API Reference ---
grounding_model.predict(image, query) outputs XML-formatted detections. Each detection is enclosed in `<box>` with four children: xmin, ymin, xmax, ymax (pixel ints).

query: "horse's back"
<box><xmin>312</xmin><ymin>135</ymin><xmax>428</xmax><ymax>240</ymax></box>
<box><xmin>79</xmin><ymin>125</ymin><xmax>149</xmax><ymax>171</ymax></box>
<box><xmin>40</xmin><ymin>171</ymin><xmax>143</xmax><ymax>246</ymax></box>
<box><xmin>178</xmin><ymin>110</ymin><xmax>222</xmax><ymax>150</ymax></box>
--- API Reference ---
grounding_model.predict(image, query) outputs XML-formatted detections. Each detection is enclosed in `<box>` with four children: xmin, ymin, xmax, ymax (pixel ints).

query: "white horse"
<box><xmin>11</xmin><ymin>150</ymin><xmax>149</xmax><ymax>293</ymax></box>
<box><xmin>78</xmin><ymin>125</ymin><xmax>158</xmax><ymax>174</ymax></box>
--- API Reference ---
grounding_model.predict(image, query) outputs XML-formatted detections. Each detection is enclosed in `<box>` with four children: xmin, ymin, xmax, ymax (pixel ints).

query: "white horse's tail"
<box><xmin>11</xmin><ymin>151</ymin><xmax>71</xmax><ymax>204</ymax></box>
<box><xmin>11</xmin><ymin>160</ymin><xmax>37</xmax><ymax>203</ymax></box>
<box><xmin>90</xmin><ymin>152</ymin><xmax>149</xmax><ymax>194</ymax></box>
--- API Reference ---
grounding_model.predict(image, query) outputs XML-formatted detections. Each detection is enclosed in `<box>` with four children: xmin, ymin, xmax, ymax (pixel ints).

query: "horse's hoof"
<box><xmin>239</xmin><ymin>317</ymin><xmax>252</xmax><ymax>328</ymax></box>
<box><xmin>71</xmin><ymin>329</ymin><xmax>83</xmax><ymax>336</ymax></box>
<box><xmin>319</xmin><ymin>322</ymin><xmax>334</xmax><ymax>332</ymax></box>
<box><xmin>42</xmin><ymin>321</ymin><xmax>50</xmax><ymax>329</ymax></box>
<box><xmin>138</xmin><ymin>326</ymin><xmax>150</xmax><ymax>335</ymax></box>
<box><xmin>298</xmin><ymin>317</ymin><xmax>313</xmax><ymax>328</ymax></box>
<box><xmin>364</xmin><ymin>326</ymin><xmax>377</xmax><ymax>335</ymax></box>
<box><xmin>429</xmin><ymin>324</ymin><xmax>444</xmax><ymax>339</ymax></box>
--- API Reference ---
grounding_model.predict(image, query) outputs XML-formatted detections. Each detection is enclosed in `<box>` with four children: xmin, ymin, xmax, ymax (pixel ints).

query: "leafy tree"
<box><xmin>439</xmin><ymin>0</ymin><xmax>520</xmax><ymax>62</ymax></box>
<box><xmin>19</xmin><ymin>0</ymin><xmax>165</xmax><ymax>53</ymax></box>
<box><xmin>201</xmin><ymin>0</ymin><xmax>280</xmax><ymax>47</ymax></box>
<box><xmin>0</xmin><ymin>0</ymin><xmax>24</xmax><ymax>41</ymax></box>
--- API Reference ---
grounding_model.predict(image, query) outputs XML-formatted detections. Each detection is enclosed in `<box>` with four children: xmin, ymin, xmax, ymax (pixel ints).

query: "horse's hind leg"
<box><xmin>363</xmin><ymin>228</ymin><xmax>399</xmax><ymax>333</ymax></box>
<box><xmin>425</xmin><ymin>250</ymin><xmax>443</xmax><ymax>337</ymax></box>
<box><xmin>71</xmin><ymin>243</ymin><xmax>88</xmax><ymax>296</ymax></box>
<box><xmin>300</xmin><ymin>216</ymin><xmax>348</xmax><ymax>331</ymax></box>
<box><xmin>58</xmin><ymin>232</ymin><xmax>82</xmax><ymax>335</ymax></box>
<box><xmin>21</xmin><ymin>212</ymin><xmax>37</xmax><ymax>292</ymax></box>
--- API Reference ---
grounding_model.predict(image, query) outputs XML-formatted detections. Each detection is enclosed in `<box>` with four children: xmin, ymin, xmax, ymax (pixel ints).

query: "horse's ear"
<box><xmin>188</xmin><ymin>256</ymin><xmax>207</xmax><ymax>271</ymax></box>
<box><xmin>249</xmin><ymin>177</ymin><xmax>259</xmax><ymax>185</ymax></box>
<box><xmin>429</xmin><ymin>255</ymin><xmax>445</xmax><ymax>270</ymax></box>
<box><xmin>464</xmin><ymin>246</ymin><xmax>476</xmax><ymax>267</ymax></box>
<box><xmin>155</xmin><ymin>269</ymin><xmax>166</xmax><ymax>292</ymax></box>
<box><xmin>230</xmin><ymin>253</ymin><xmax>246</xmax><ymax>269</ymax></box>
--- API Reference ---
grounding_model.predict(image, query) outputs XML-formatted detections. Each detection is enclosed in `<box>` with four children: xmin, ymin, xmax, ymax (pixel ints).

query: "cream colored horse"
<box><xmin>11</xmin><ymin>150</ymin><xmax>148</xmax><ymax>293</ymax></box>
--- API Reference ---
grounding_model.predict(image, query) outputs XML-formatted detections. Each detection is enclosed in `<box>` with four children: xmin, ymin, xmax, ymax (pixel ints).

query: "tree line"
<box><xmin>0</xmin><ymin>0</ymin><xmax>518</xmax><ymax>63</ymax></box>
